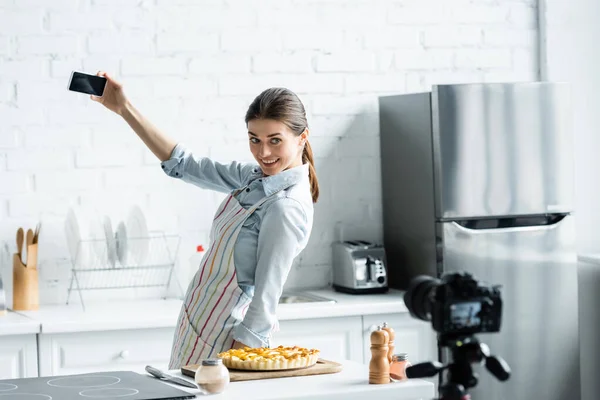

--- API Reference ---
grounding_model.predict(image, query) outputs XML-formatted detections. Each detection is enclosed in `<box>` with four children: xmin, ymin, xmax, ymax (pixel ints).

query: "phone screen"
<box><xmin>68</xmin><ymin>72</ymin><xmax>107</xmax><ymax>96</ymax></box>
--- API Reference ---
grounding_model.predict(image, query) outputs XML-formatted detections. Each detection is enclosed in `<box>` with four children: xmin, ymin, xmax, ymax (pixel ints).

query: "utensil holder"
<box><xmin>13</xmin><ymin>249</ymin><xmax>39</xmax><ymax>311</ymax></box>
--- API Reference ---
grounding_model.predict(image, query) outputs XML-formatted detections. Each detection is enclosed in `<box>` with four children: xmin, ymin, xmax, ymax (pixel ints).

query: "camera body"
<box><xmin>405</xmin><ymin>272</ymin><xmax>502</xmax><ymax>336</ymax></box>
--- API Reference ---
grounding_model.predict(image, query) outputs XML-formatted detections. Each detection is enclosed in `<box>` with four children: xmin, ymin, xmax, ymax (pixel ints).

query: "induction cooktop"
<box><xmin>0</xmin><ymin>371</ymin><xmax>196</xmax><ymax>400</ymax></box>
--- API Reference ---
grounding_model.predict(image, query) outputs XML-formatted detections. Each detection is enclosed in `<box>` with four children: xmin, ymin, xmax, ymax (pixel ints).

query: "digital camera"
<box><xmin>404</xmin><ymin>272</ymin><xmax>503</xmax><ymax>335</ymax></box>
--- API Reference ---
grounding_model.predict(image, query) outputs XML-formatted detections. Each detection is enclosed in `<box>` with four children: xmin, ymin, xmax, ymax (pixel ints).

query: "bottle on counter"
<box><xmin>369</xmin><ymin>325</ymin><xmax>390</xmax><ymax>384</ymax></box>
<box><xmin>390</xmin><ymin>353</ymin><xmax>411</xmax><ymax>381</ymax></box>
<box><xmin>381</xmin><ymin>322</ymin><xmax>395</xmax><ymax>363</ymax></box>
<box><xmin>195</xmin><ymin>358</ymin><xmax>230</xmax><ymax>394</ymax></box>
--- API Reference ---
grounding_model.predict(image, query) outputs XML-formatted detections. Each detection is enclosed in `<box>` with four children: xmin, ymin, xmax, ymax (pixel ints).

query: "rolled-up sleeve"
<box><xmin>161</xmin><ymin>143</ymin><xmax>256</xmax><ymax>193</ymax></box>
<box><xmin>233</xmin><ymin>198</ymin><xmax>309</xmax><ymax>348</ymax></box>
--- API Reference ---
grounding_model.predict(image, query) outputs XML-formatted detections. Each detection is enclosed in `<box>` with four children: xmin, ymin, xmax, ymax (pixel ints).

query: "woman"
<box><xmin>91</xmin><ymin>72</ymin><xmax>318</xmax><ymax>368</ymax></box>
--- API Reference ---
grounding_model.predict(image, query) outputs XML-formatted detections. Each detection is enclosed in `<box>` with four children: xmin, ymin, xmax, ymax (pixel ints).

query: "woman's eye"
<box><xmin>270</xmin><ymin>138</ymin><xmax>281</xmax><ymax>144</ymax></box>
<box><xmin>250</xmin><ymin>137</ymin><xmax>259</xmax><ymax>144</ymax></box>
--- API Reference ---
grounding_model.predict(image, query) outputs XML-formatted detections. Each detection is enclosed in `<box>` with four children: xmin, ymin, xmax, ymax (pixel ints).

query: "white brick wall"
<box><xmin>0</xmin><ymin>0</ymin><xmax>539</xmax><ymax>305</ymax></box>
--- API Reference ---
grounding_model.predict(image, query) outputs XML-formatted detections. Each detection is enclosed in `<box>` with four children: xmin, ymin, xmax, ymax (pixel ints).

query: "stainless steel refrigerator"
<box><xmin>379</xmin><ymin>82</ymin><xmax>580</xmax><ymax>400</ymax></box>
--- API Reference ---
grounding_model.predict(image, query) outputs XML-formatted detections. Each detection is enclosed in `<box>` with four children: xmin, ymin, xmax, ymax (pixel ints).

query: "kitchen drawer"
<box><xmin>0</xmin><ymin>334</ymin><xmax>38</xmax><ymax>379</ymax></box>
<box><xmin>38</xmin><ymin>327</ymin><xmax>175</xmax><ymax>376</ymax></box>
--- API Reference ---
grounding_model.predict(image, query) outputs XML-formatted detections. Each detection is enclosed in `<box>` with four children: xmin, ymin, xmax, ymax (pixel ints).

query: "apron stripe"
<box><xmin>198</xmin><ymin>271</ymin><xmax>237</xmax><ymax>339</ymax></box>
<box><xmin>187</xmin><ymin>210</ymin><xmax>244</xmax><ymax>321</ymax></box>
<box><xmin>169</xmin><ymin>189</ymin><xmax>279</xmax><ymax>369</ymax></box>
<box><xmin>198</xmin><ymin>277</ymin><xmax>244</xmax><ymax>359</ymax></box>
<box><xmin>206</xmin><ymin>291</ymin><xmax>246</xmax><ymax>358</ymax></box>
<box><xmin>180</xmin><ymin>212</ymin><xmax>246</xmax><ymax>358</ymax></box>
<box><xmin>213</xmin><ymin>194</ymin><xmax>234</xmax><ymax>221</ymax></box>
<box><xmin>200</xmin><ymin>251</ymin><xmax>243</xmax><ymax>355</ymax></box>
<box><xmin>185</xmin><ymin>258</ymin><xmax>238</xmax><ymax>366</ymax></box>
<box><xmin>186</xmin><ymin>207</ymin><xmax>245</xmax><ymax>317</ymax></box>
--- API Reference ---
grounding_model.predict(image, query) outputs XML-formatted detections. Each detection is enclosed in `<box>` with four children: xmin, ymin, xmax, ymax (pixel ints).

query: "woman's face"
<box><xmin>247</xmin><ymin>118</ymin><xmax>307</xmax><ymax>176</ymax></box>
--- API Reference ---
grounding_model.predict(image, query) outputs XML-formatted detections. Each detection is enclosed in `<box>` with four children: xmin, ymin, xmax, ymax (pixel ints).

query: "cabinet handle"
<box><xmin>119</xmin><ymin>350</ymin><xmax>130</xmax><ymax>359</ymax></box>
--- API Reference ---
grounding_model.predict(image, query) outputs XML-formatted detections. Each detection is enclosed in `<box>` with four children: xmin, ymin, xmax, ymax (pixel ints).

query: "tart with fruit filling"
<box><xmin>217</xmin><ymin>345</ymin><xmax>320</xmax><ymax>371</ymax></box>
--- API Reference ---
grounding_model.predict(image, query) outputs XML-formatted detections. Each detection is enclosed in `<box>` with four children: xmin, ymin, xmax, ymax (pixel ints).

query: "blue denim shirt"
<box><xmin>161</xmin><ymin>143</ymin><xmax>314</xmax><ymax>348</ymax></box>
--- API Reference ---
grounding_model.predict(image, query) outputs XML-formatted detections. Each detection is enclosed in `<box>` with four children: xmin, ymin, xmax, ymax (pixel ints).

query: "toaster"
<box><xmin>332</xmin><ymin>240</ymin><xmax>388</xmax><ymax>294</ymax></box>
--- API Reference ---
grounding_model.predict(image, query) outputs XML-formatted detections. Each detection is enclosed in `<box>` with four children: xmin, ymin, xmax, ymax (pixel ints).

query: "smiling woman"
<box><xmin>90</xmin><ymin>72</ymin><xmax>319</xmax><ymax>369</ymax></box>
<box><xmin>244</xmin><ymin>87</ymin><xmax>319</xmax><ymax>203</ymax></box>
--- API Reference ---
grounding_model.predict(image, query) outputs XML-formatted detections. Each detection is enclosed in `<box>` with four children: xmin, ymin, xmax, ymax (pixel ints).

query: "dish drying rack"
<box><xmin>66</xmin><ymin>233</ymin><xmax>183</xmax><ymax>310</ymax></box>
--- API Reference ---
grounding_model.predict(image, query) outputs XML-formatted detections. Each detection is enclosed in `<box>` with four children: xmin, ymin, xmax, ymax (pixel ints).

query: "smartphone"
<box><xmin>68</xmin><ymin>71</ymin><xmax>107</xmax><ymax>97</ymax></box>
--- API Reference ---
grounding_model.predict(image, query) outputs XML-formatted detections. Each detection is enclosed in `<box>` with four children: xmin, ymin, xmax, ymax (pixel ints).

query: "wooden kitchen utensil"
<box><xmin>13</xmin><ymin>250</ymin><xmax>39</xmax><ymax>310</ymax></box>
<box><xmin>16</xmin><ymin>228</ymin><xmax>24</xmax><ymax>263</ymax></box>
<box><xmin>26</xmin><ymin>242</ymin><xmax>38</xmax><ymax>269</ymax></box>
<box><xmin>182</xmin><ymin>359</ymin><xmax>342</xmax><ymax>382</ymax></box>
<box><xmin>25</xmin><ymin>229</ymin><xmax>34</xmax><ymax>265</ymax></box>
<box><xmin>33</xmin><ymin>222</ymin><xmax>41</xmax><ymax>244</ymax></box>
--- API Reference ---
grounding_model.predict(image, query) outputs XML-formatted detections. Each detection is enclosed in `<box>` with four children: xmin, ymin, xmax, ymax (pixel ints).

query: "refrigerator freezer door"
<box><xmin>438</xmin><ymin>214</ymin><xmax>580</xmax><ymax>400</ymax></box>
<box><xmin>432</xmin><ymin>82</ymin><xmax>574</xmax><ymax>219</ymax></box>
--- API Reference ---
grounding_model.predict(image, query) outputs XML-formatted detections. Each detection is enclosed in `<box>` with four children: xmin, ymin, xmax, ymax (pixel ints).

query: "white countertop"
<box><xmin>12</xmin><ymin>288</ymin><xmax>407</xmax><ymax>334</ymax></box>
<box><xmin>15</xmin><ymin>298</ymin><xmax>183</xmax><ymax>334</ymax></box>
<box><xmin>0</xmin><ymin>310</ymin><xmax>40</xmax><ymax>335</ymax></box>
<box><xmin>163</xmin><ymin>360</ymin><xmax>434</xmax><ymax>400</ymax></box>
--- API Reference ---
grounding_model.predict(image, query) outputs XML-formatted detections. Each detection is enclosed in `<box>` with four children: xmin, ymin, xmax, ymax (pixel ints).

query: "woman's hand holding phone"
<box><xmin>90</xmin><ymin>71</ymin><xmax>129</xmax><ymax>116</ymax></box>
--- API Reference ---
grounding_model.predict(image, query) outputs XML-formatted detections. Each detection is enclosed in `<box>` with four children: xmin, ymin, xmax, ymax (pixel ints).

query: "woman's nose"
<box><xmin>259</xmin><ymin>145</ymin><xmax>271</xmax><ymax>157</ymax></box>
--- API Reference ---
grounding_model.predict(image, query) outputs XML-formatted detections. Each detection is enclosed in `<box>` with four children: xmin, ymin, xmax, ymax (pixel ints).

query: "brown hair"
<box><xmin>245</xmin><ymin>87</ymin><xmax>319</xmax><ymax>203</ymax></box>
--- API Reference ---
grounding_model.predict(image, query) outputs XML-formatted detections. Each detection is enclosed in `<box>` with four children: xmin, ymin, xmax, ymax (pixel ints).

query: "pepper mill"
<box><xmin>381</xmin><ymin>322</ymin><xmax>395</xmax><ymax>363</ymax></box>
<box><xmin>369</xmin><ymin>325</ymin><xmax>390</xmax><ymax>384</ymax></box>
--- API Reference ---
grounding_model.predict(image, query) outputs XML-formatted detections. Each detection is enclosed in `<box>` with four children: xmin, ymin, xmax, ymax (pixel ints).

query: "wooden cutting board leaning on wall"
<box><xmin>182</xmin><ymin>359</ymin><xmax>343</xmax><ymax>382</ymax></box>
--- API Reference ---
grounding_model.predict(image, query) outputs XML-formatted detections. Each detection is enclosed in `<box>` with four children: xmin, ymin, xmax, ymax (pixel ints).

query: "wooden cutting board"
<box><xmin>182</xmin><ymin>359</ymin><xmax>343</xmax><ymax>382</ymax></box>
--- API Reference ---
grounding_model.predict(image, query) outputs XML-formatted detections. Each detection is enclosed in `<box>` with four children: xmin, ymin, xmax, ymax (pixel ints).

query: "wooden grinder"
<box><xmin>381</xmin><ymin>322</ymin><xmax>395</xmax><ymax>363</ymax></box>
<box><xmin>369</xmin><ymin>326</ymin><xmax>390</xmax><ymax>384</ymax></box>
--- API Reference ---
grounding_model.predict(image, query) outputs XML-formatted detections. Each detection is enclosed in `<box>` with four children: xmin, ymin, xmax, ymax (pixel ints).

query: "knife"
<box><xmin>145</xmin><ymin>365</ymin><xmax>198</xmax><ymax>389</ymax></box>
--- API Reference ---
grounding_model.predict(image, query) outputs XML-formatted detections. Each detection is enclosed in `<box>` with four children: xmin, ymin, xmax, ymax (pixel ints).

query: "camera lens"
<box><xmin>404</xmin><ymin>275</ymin><xmax>440</xmax><ymax>321</ymax></box>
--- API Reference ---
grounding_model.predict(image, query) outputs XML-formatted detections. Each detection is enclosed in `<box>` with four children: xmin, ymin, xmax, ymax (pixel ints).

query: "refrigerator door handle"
<box><xmin>451</xmin><ymin>214</ymin><xmax>568</xmax><ymax>233</ymax></box>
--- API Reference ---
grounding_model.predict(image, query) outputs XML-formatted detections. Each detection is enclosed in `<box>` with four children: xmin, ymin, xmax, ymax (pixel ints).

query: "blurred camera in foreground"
<box><xmin>404</xmin><ymin>271</ymin><xmax>503</xmax><ymax>336</ymax></box>
<box><xmin>402</xmin><ymin>272</ymin><xmax>510</xmax><ymax>400</ymax></box>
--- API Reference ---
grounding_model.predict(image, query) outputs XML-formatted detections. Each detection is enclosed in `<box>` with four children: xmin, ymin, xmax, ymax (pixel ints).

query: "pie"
<box><xmin>217</xmin><ymin>345</ymin><xmax>320</xmax><ymax>371</ymax></box>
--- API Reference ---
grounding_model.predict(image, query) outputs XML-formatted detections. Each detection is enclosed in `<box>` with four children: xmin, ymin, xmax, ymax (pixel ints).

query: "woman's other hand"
<box><xmin>231</xmin><ymin>340</ymin><xmax>249</xmax><ymax>349</ymax></box>
<box><xmin>90</xmin><ymin>71</ymin><xmax>128</xmax><ymax>115</ymax></box>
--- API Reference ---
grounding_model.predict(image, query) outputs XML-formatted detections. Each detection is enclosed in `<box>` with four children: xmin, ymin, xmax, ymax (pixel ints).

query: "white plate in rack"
<box><xmin>103</xmin><ymin>215</ymin><xmax>117</xmax><ymax>268</ymax></box>
<box><xmin>115</xmin><ymin>221</ymin><xmax>128</xmax><ymax>267</ymax></box>
<box><xmin>66</xmin><ymin>206</ymin><xmax>108</xmax><ymax>269</ymax></box>
<box><xmin>65</xmin><ymin>206</ymin><xmax>93</xmax><ymax>267</ymax></box>
<box><xmin>126</xmin><ymin>205</ymin><xmax>149</xmax><ymax>266</ymax></box>
<box><xmin>88</xmin><ymin>211</ymin><xmax>106</xmax><ymax>268</ymax></box>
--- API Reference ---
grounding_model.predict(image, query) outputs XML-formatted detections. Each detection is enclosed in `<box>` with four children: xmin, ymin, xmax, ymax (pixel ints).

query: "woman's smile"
<box><xmin>260</xmin><ymin>158</ymin><xmax>279</xmax><ymax>166</ymax></box>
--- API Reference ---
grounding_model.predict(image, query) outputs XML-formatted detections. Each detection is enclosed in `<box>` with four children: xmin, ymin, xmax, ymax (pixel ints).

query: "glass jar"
<box><xmin>194</xmin><ymin>358</ymin><xmax>230</xmax><ymax>394</ymax></box>
<box><xmin>389</xmin><ymin>353</ymin><xmax>411</xmax><ymax>381</ymax></box>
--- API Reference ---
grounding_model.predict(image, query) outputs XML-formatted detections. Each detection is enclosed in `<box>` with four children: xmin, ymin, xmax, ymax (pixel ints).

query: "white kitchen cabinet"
<box><xmin>273</xmin><ymin>316</ymin><xmax>364</xmax><ymax>363</ymax></box>
<box><xmin>0</xmin><ymin>334</ymin><xmax>38</xmax><ymax>378</ymax></box>
<box><xmin>362</xmin><ymin>313</ymin><xmax>436</xmax><ymax>365</ymax></box>
<box><xmin>38</xmin><ymin>327</ymin><xmax>175</xmax><ymax>376</ymax></box>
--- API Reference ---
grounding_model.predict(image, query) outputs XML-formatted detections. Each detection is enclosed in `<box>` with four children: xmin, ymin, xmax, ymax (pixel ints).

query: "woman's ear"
<box><xmin>300</xmin><ymin>129</ymin><xmax>309</xmax><ymax>144</ymax></box>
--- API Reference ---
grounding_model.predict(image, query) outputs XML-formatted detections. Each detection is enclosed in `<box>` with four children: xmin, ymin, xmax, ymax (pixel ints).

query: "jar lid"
<box><xmin>202</xmin><ymin>358</ymin><xmax>223</xmax><ymax>366</ymax></box>
<box><xmin>393</xmin><ymin>353</ymin><xmax>408</xmax><ymax>361</ymax></box>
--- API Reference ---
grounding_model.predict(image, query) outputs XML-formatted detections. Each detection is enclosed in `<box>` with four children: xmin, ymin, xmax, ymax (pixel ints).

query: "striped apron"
<box><xmin>168</xmin><ymin>187</ymin><xmax>275</xmax><ymax>369</ymax></box>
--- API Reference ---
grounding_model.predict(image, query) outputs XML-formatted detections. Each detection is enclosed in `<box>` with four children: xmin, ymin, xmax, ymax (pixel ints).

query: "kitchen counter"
<box><xmin>0</xmin><ymin>310</ymin><xmax>40</xmax><ymax>336</ymax></box>
<box><xmin>14</xmin><ymin>287</ymin><xmax>407</xmax><ymax>333</ymax></box>
<box><xmin>163</xmin><ymin>361</ymin><xmax>434</xmax><ymax>400</ymax></box>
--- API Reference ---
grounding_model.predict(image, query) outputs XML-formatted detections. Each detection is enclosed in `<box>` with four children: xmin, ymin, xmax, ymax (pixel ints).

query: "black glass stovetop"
<box><xmin>0</xmin><ymin>371</ymin><xmax>196</xmax><ymax>400</ymax></box>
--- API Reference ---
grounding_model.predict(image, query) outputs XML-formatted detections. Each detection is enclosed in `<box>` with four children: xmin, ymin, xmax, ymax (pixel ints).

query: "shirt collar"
<box><xmin>257</xmin><ymin>163</ymin><xmax>310</xmax><ymax>196</ymax></box>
